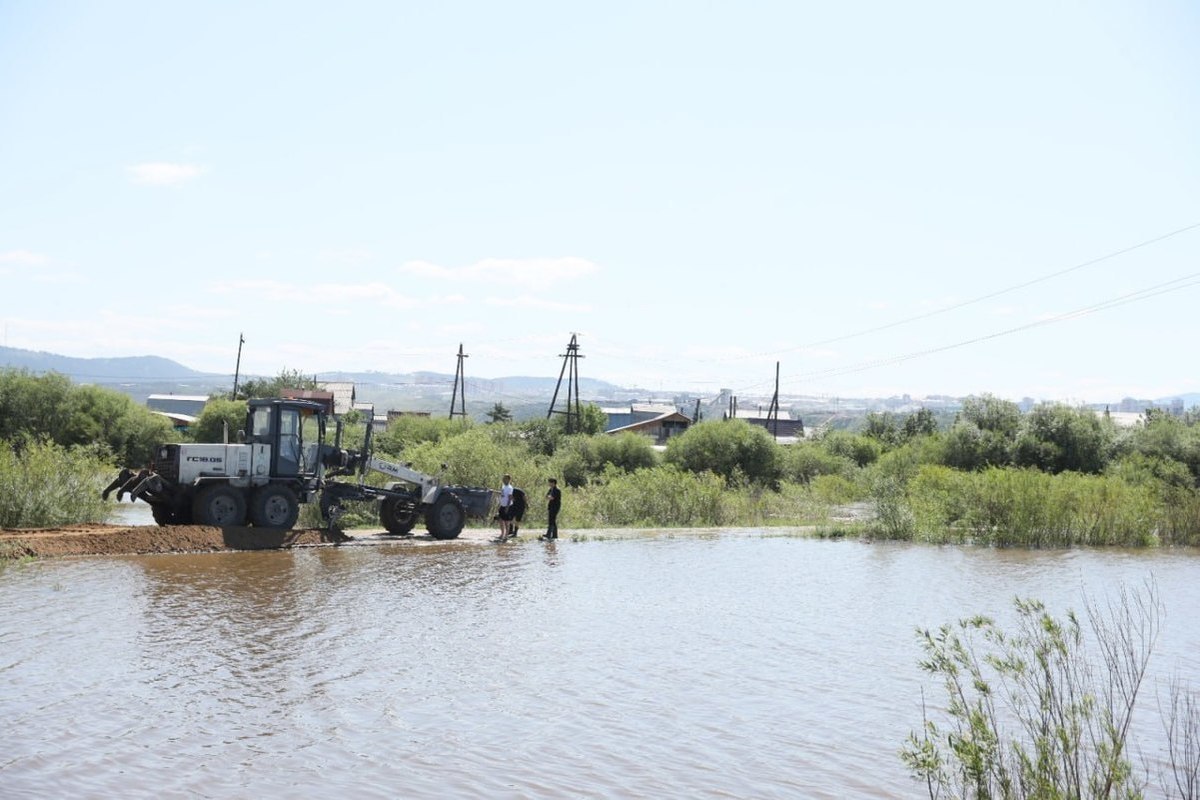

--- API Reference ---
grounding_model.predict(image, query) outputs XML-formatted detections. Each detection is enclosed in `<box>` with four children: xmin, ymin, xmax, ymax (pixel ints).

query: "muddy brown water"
<box><xmin>3</xmin><ymin>532</ymin><xmax>1200</xmax><ymax>798</ymax></box>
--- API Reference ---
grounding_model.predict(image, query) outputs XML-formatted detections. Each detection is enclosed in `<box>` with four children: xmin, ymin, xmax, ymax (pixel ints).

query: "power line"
<box><xmin>739</xmin><ymin>220</ymin><xmax>1200</xmax><ymax>363</ymax></box>
<box><xmin>742</xmin><ymin>270</ymin><xmax>1200</xmax><ymax>389</ymax></box>
<box><xmin>550</xmin><ymin>220</ymin><xmax>1200</xmax><ymax>374</ymax></box>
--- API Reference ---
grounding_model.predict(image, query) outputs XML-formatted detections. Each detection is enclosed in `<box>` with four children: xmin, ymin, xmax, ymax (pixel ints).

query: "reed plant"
<box><xmin>887</xmin><ymin>465</ymin><xmax>1171</xmax><ymax>547</ymax></box>
<box><xmin>569</xmin><ymin>466</ymin><xmax>730</xmax><ymax>527</ymax></box>
<box><xmin>0</xmin><ymin>439</ymin><xmax>112</xmax><ymax>528</ymax></box>
<box><xmin>904</xmin><ymin>583</ymin><xmax>1167</xmax><ymax>798</ymax></box>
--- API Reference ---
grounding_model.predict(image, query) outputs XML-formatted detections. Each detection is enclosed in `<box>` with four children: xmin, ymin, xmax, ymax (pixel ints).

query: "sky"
<box><xmin>2</xmin><ymin>1</ymin><xmax>1199</xmax><ymax>405</ymax></box>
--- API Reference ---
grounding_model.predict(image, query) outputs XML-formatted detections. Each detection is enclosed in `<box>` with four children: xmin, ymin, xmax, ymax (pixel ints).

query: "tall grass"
<box><xmin>885</xmin><ymin>465</ymin><xmax>1171</xmax><ymax>547</ymax></box>
<box><xmin>568</xmin><ymin>466</ymin><xmax>730</xmax><ymax>527</ymax></box>
<box><xmin>0</xmin><ymin>440</ymin><xmax>112</xmax><ymax>528</ymax></box>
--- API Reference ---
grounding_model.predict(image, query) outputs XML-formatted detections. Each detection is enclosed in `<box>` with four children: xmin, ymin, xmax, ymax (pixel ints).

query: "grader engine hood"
<box><xmin>171</xmin><ymin>443</ymin><xmax>271</xmax><ymax>484</ymax></box>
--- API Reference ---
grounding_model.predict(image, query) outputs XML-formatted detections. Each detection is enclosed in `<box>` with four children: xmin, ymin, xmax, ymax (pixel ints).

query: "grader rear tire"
<box><xmin>425</xmin><ymin>492</ymin><xmax>466</xmax><ymax>540</ymax></box>
<box><xmin>192</xmin><ymin>485</ymin><xmax>247</xmax><ymax>527</ymax></box>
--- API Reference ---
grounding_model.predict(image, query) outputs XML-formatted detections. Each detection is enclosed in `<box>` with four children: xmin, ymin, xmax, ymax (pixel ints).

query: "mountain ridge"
<box><xmin>3</xmin><ymin>344</ymin><xmax>1197</xmax><ymax>409</ymax></box>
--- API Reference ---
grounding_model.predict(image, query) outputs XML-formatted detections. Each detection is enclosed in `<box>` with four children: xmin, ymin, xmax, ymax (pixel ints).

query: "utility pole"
<box><xmin>449</xmin><ymin>343</ymin><xmax>469</xmax><ymax>420</ymax></box>
<box><xmin>766</xmin><ymin>361</ymin><xmax>781</xmax><ymax>440</ymax></box>
<box><xmin>547</xmin><ymin>333</ymin><xmax>584</xmax><ymax>433</ymax></box>
<box><xmin>231</xmin><ymin>333</ymin><xmax>245</xmax><ymax>400</ymax></box>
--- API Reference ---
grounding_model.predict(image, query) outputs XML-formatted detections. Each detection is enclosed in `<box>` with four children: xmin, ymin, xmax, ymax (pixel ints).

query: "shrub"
<box><xmin>403</xmin><ymin>427</ymin><xmax>518</xmax><ymax>489</ymax></box>
<box><xmin>0</xmin><ymin>439</ymin><xmax>112</xmax><ymax>528</ymax></box>
<box><xmin>375</xmin><ymin>416</ymin><xmax>470</xmax><ymax>454</ymax></box>
<box><xmin>782</xmin><ymin>441</ymin><xmax>856</xmax><ymax>484</ymax></box>
<box><xmin>664</xmin><ymin>420</ymin><xmax>782</xmax><ymax>487</ymax></box>
<box><xmin>819</xmin><ymin>430</ymin><xmax>881</xmax><ymax>468</ymax></box>
<box><xmin>549</xmin><ymin>433</ymin><xmax>658</xmax><ymax>487</ymax></box>
<box><xmin>190</xmin><ymin>398</ymin><xmax>248</xmax><ymax>444</ymax></box>
<box><xmin>904</xmin><ymin>584</ymin><xmax>1165</xmax><ymax>799</ymax></box>
<box><xmin>941</xmin><ymin>422</ymin><xmax>1012</xmax><ymax>471</ymax></box>
<box><xmin>1012</xmin><ymin>403</ymin><xmax>1115</xmax><ymax>474</ymax></box>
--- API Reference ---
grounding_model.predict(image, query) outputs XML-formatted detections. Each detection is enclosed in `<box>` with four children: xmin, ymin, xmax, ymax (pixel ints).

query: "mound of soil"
<box><xmin>0</xmin><ymin>523</ymin><xmax>349</xmax><ymax>559</ymax></box>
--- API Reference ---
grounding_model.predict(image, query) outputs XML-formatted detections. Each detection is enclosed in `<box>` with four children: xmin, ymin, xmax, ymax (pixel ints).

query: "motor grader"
<box><xmin>101</xmin><ymin>398</ymin><xmax>493</xmax><ymax>538</ymax></box>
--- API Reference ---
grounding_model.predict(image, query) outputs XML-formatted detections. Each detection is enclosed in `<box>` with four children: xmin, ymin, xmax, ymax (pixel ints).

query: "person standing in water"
<box><xmin>541</xmin><ymin>477</ymin><xmax>561</xmax><ymax>540</ymax></box>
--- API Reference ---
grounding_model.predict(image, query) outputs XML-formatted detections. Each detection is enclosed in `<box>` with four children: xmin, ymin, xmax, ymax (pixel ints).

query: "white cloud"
<box><xmin>398</xmin><ymin>257</ymin><xmax>599</xmax><ymax>289</ymax></box>
<box><xmin>484</xmin><ymin>295</ymin><xmax>591</xmax><ymax>313</ymax></box>
<box><xmin>128</xmin><ymin>162</ymin><xmax>205</xmax><ymax>186</ymax></box>
<box><xmin>208</xmin><ymin>279</ymin><xmax>421</xmax><ymax>309</ymax></box>
<box><xmin>0</xmin><ymin>249</ymin><xmax>50</xmax><ymax>265</ymax></box>
<box><xmin>318</xmin><ymin>247</ymin><xmax>375</xmax><ymax>264</ymax></box>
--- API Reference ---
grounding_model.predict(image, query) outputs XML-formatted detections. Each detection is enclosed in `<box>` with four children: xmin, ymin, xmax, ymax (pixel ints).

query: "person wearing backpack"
<box><xmin>508</xmin><ymin>485</ymin><xmax>527</xmax><ymax>539</ymax></box>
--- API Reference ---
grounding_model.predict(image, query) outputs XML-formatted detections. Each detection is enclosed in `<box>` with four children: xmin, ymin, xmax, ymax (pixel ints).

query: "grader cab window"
<box><xmin>277</xmin><ymin>408</ymin><xmax>302</xmax><ymax>476</ymax></box>
<box><xmin>249</xmin><ymin>405</ymin><xmax>273</xmax><ymax>442</ymax></box>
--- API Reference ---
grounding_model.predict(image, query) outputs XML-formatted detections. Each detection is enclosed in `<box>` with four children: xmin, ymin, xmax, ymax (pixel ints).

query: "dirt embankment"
<box><xmin>0</xmin><ymin>524</ymin><xmax>349</xmax><ymax>559</ymax></box>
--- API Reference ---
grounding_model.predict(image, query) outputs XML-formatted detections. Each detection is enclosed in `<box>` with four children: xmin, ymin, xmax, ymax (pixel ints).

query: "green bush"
<box><xmin>375</xmin><ymin>416</ymin><xmax>471</xmax><ymax>454</ymax></box>
<box><xmin>782</xmin><ymin>440</ymin><xmax>857</xmax><ymax>484</ymax></box>
<box><xmin>818</xmin><ymin>430</ymin><xmax>882</xmax><ymax>468</ymax></box>
<box><xmin>0</xmin><ymin>439</ymin><xmax>112</xmax><ymax>528</ymax></box>
<box><xmin>810</xmin><ymin>474</ymin><xmax>860</xmax><ymax>505</ymax></box>
<box><xmin>1118</xmin><ymin>414</ymin><xmax>1200</xmax><ymax>483</ymax></box>
<box><xmin>665</xmin><ymin>419</ymin><xmax>782</xmax><ymax>486</ymax></box>
<box><xmin>1104</xmin><ymin>452</ymin><xmax>1193</xmax><ymax>491</ymax></box>
<box><xmin>190</xmin><ymin>398</ymin><xmax>248</xmax><ymax>444</ymax></box>
<box><xmin>1012</xmin><ymin>403</ymin><xmax>1115</xmax><ymax>474</ymax></box>
<box><xmin>549</xmin><ymin>432</ymin><xmax>658</xmax><ymax>487</ymax></box>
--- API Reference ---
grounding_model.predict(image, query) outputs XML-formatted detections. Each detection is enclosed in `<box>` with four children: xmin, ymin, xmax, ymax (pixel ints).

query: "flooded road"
<box><xmin>3</xmin><ymin>533</ymin><xmax>1200</xmax><ymax>798</ymax></box>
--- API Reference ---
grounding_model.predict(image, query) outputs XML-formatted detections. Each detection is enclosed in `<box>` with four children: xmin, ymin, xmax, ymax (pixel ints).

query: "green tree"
<box><xmin>664</xmin><ymin>419</ymin><xmax>781</xmax><ymax>486</ymax></box>
<box><xmin>190</xmin><ymin>398</ymin><xmax>249</xmax><ymax>444</ymax></box>
<box><xmin>486</xmin><ymin>403</ymin><xmax>512</xmax><ymax>424</ymax></box>
<box><xmin>61</xmin><ymin>385</ymin><xmax>177</xmax><ymax>465</ymax></box>
<box><xmin>236</xmin><ymin>368</ymin><xmax>319</xmax><ymax>400</ymax></box>
<box><xmin>941</xmin><ymin>421</ymin><xmax>1012</xmax><ymax>471</ymax></box>
<box><xmin>1119</xmin><ymin>413</ymin><xmax>1200</xmax><ymax>483</ymax></box>
<box><xmin>863</xmin><ymin>412</ymin><xmax>901</xmax><ymax>447</ymax></box>
<box><xmin>551</xmin><ymin>402</ymin><xmax>608</xmax><ymax>436</ymax></box>
<box><xmin>517</xmin><ymin>418</ymin><xmax>559</xmax><ymax>457</ymax></box>
<box><xmin>1013</xmin><ymin>403</ymin><xmax>1114</xmax><ymax>474</ymax></box>
<box><xmin>0</xmin><ymin>369</ymin><xmax>73</xmax><ymax>442</ymax></box>
<box><xmin>0</xmin><ymin>370</ymin><xmax>174</xmax><ymax>465</ymax></box>
<box><xmin>902</xmin><ymin>408</ymin><xmax>938</xmax><ymax>440</ymax></box>
<box><xmin>959</xmin><ymin>394</ymin><xmax>1022</xmax><ymax>438</ymax></box>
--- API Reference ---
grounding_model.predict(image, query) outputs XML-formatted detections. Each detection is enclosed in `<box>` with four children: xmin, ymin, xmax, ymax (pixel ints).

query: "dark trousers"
<box><xmin>546</xmin><ymin>508</ymin><xmax>559</xmax><ymax>538</ymax></box>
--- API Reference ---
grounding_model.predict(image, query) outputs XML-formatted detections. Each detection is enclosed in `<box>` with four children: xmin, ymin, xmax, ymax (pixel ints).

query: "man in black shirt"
<box><xmin>541</xmin><ymin>478</ymin><xmax>561</xmax><ymax>540</ymax></box>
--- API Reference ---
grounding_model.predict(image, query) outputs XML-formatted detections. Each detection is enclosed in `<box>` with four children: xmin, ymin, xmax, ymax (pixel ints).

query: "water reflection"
<box><xmin>3</xmin><ymin>536</ymin><xmax>1200</xmax><ymax>797</ymax></box>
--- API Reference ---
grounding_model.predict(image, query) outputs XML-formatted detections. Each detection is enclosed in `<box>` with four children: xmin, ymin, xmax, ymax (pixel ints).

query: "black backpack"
<box><xmin>511</xmin><ymin>487</ymin><xmax>527</xmax><ymax>520</ymax></box>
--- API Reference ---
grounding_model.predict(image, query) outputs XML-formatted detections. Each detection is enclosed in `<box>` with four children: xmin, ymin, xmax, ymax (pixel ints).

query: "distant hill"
<box><xmin>0</xmin><ymin>347</ymin><xmax>635</xmax><ymax>411</ymax></box>
<box><xmin>5</xmin><ymin>344</ymin><xmax>1193</xmax><ymax>412</ymax></box>
<box><xmin>0</xmin><ymin>345</ymin><xmax>215</xmax><ymax>381</ymax></box>
<box><xmin>316</xmin><ymin>369</ymin><xmax>629</xmax><ymax>397</ymax></box>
